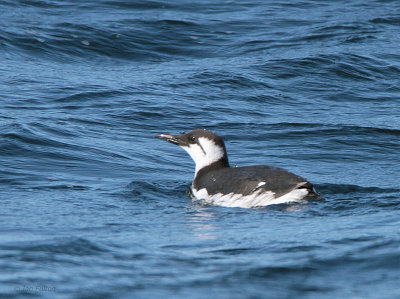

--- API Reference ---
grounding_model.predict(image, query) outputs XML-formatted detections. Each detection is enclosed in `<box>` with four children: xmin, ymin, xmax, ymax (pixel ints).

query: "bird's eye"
<box><xmin>190</xmin><ymin>136</ymin><xmax>196</xmax><ymax>142</ymax></box>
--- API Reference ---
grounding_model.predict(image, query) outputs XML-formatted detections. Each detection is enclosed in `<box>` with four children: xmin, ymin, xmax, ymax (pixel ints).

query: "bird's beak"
<box><xmin>155</xmin><ymin>134</ymin><xmax>187</xmax><ymax>146</ymax></box>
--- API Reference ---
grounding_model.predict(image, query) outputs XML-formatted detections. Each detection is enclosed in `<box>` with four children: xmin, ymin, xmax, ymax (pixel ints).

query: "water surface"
<box><xmin>1</xmin><ymin>0</ymin><xmax>400</xmax><ymax>298</ymax></box>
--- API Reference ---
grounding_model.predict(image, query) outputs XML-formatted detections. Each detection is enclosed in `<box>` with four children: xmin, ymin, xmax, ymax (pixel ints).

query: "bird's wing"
<box><xmin>195</xmin><ymin>166</ymin><xmax>312</xmax><ymax>197</ymax></box>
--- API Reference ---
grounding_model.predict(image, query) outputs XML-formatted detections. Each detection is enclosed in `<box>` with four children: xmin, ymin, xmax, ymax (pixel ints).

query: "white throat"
<box><xmin>181</xmin><ymin>137</ymin><xmax>225</xmax><ymax>175</ymax></box>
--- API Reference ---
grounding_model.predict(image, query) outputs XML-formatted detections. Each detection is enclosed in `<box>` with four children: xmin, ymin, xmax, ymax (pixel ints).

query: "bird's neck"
<box><xmin>194</xmin><ymin>157</ymin><xmax>229</xmax><ymax>180</ymax></box>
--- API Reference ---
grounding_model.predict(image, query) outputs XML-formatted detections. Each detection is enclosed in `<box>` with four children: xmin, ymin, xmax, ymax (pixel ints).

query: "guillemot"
<box><xmin>156</xmin><ymin>129</ymin><xmax>319</xmax><ymax>208</ymax></box>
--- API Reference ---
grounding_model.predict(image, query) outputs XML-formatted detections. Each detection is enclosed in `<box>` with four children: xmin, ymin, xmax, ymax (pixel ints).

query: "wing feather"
<box><xmin>194</xmin><ymin>166</ymin><xmax>312</xmax><ymax>197</ymax></box>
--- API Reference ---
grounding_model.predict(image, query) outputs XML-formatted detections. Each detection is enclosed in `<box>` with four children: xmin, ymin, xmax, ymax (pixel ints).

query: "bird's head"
<box><xmin>156</xmin><ymin>129</ymin><xmax>229</xmax><ymax>174</ymax></box>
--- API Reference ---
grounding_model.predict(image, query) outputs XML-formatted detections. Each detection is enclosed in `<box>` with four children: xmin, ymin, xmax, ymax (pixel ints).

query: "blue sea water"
<box><xmin>1</xmin><ymin>0</ymin><xmax>400</xmax><ymax>298</ymax></box>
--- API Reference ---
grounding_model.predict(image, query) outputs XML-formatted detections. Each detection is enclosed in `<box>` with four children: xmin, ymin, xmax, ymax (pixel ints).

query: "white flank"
<box><xmin>256</xmin><ymin>182</ymin><xmax>266</xmax><ymax>188</ymax></box>
<box><xmin>182</xmin><ymin>137</ymin><xmax>225</xmax><ymax>175</ymax></box>
<box><xmin>192</xmin><ymin>187</ymin><xmax>309</xmax><ymax>208</ymax></box>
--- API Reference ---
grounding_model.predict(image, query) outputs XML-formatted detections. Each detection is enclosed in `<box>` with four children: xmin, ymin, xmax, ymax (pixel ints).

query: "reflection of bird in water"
<box><xmin>186</xmin><ymin>209</ymin><xmax>218</xmax><ymax>240</ymax></box>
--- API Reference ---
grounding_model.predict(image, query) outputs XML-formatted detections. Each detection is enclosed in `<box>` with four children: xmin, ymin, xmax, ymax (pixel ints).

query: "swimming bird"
<box><xmin>156</xmin><ymin>129</ymin><xmax>319</xmax><ymax>208</ymax></box>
